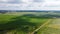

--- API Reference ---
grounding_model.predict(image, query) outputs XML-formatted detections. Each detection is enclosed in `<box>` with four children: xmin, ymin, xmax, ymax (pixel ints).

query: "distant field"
<box><xmin>0</xmin><ymin>12</ymin><xmax>52</xmax><ymax>34</ymax></box>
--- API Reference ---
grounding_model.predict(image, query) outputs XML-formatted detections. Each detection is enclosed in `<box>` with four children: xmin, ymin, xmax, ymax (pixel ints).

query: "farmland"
<box><xmin>0</xmin><ymin>11</ymin><xmax>59</xmax><ymax>34</ymax></box>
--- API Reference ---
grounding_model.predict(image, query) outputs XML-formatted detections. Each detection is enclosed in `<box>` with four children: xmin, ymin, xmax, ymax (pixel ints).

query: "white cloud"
<box><xmin>0</xmin><ymin>0</ymin><xmax>60</xmax><ymax>10</ymax></box>
<box><xmin>0</xmin><ymin>0</ymin><xmax>8</xmax><ymax>2</ymax></box>
<box><xmin>22</xmin><ymin>0</ymin><xmax>33</xmax><ymax>3</ymax></box>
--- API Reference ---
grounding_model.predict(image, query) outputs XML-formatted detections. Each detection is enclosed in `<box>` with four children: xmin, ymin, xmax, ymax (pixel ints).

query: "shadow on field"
<box><xmin>22</xmin><ymin>14</ymin><xmax>53</xmax><ymax>19</ymax></box>
<box><xmin>0</xmin><ymin>14</ymin><xmax>38</xmax><ymax>34</ymax></box>
<box><xmin>0</xmin><ymin>14</ymin><xmax>59</xmax><ymax>34</ymax></box>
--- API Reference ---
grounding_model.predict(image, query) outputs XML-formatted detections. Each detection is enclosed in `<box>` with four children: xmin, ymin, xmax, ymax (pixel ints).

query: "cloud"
<box><xmin>33</xmin><ymin>0</ymin><xmax>43</xmax><ymax>2</ymax></box>
<box><xmin>0</xmin><ymin>0</ymin><xmax>22</xmax><ymax>3</ymax></box>
<box><xmin>0</xmin><ymin>0</ymin><xmax>60</xmax><ymax>10</ymax></box>
<box><xmin>0</xmin><ymin>0</ymin><xmax>8</xmax><ymax>2</ymax></box>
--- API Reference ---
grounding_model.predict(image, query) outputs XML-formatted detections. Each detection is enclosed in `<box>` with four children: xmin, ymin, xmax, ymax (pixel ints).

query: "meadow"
<box><xmin>0</xmin><ymin>12</ymin><xmax>53</xmax><ymax>34</ymax></box>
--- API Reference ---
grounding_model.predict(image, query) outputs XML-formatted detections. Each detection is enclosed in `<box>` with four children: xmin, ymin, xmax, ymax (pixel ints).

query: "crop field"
<box><xmin>0</xmin><ymin>12</ymin><xmax>56</xmax><ymax>34</ymax></box>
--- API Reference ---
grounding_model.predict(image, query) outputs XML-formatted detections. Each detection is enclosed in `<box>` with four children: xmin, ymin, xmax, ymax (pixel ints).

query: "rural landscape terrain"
<box><xmin>0</xmin><ymin>10</ymin><xmax>60</xmax><ymax>34</ymax></box>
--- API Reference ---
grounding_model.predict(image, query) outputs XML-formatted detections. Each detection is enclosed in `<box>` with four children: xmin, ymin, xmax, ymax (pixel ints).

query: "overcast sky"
<box><xmin>0</xmin><ymin>0</ymin><xmax>60</xmax><ymax>10</ymax></box>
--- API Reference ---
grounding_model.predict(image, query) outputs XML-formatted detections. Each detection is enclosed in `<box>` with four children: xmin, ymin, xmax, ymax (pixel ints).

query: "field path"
<box><xmin>30</xmin><ymin>19</ymin><xmax>52</xmax><ymax>34</ymax></box>
<box><xmin>39</xmin><ymin>18</ymin><xmax>60</xmax><ymax>34</ymax></box>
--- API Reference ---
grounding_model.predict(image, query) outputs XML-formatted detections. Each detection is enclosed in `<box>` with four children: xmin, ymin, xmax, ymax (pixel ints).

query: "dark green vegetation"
<box><xmin>0</xmin><ymin>14</ymin><xmax>48</xmax><ymax>34</ymax></box>
<box><xmin>0</xmin><ymin>12</ymin><xmax>56</xmax><ymax>34</ymax></box>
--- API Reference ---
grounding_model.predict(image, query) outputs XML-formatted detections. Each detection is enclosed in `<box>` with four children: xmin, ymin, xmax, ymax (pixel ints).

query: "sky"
<box><xmin>0</xmin><ymin>0</ymin><xmax>60</xmax><ymax>10</ymax></box>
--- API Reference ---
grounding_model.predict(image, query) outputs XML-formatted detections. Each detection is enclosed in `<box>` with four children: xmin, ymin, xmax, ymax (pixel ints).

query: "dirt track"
<box><xmin>31</xmin><ymin>19</ymin><xmax>52</xmax><ymax>34</ymax></box>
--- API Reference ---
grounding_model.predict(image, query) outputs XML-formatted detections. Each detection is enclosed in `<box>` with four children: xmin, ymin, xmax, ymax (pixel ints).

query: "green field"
<box><xmin>0</xmin><ymin>12</ymin><xmax>52</xmax><ymax>34</ymax></box>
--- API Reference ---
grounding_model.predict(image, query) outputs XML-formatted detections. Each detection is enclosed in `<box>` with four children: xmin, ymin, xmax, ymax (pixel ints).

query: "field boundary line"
<box><xmin>31</xmin><ymin>19</ymin><xmax>52</xmax><ymax>34</ymax></box>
